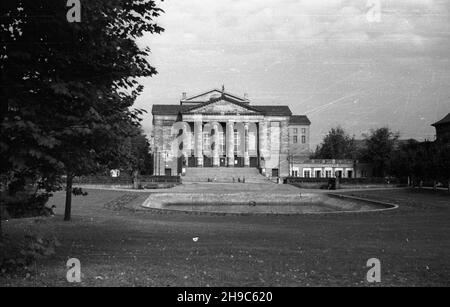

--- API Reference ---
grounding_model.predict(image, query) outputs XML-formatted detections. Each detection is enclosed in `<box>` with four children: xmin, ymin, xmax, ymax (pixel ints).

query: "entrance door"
<box><xmin>203</xmin><ymin>156</ymin><xmax>213</xmax><ymax>167</ymax></box>
<box><xmin>188</xmin><ymin>156</ymin><xmax>196</xmax><ymax>167</ymax></box>
<box><xmin>234</xmin><ymin>156</ymin><xmax>244</xmax><ymax>167</ymax></box>
<box><xmin>315</xmin><ymin>170</ymin><xmax>321</xmax><ymax>178</ymax></box>
<box><xmin>220</xmin><ymin>157</ymin><xmax>226</xmax><ymax>167</ymax></box>
<box><xmin>272</xmin><ymin>168</ymin><xmax>279</xmax><ymax>177</ymax></box>
<box><xmin>177</xmin><ymin>157</ymin><xmax>184</xmax><ymax>174</ymax></box>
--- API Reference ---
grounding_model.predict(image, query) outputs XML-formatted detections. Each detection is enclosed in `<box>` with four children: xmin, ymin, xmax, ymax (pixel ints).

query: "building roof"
<box><xmin>289</xmin><ymin>115</ymin><xmax>311</xmax><ymax>125</ymax></box>
<box><xmin>152</xmin><ymin>104</ymin><xmax>183</xmax><ymax>115</ymax></box>
<box><xmin>152</xmin><ymin>103</ymin><xmax>293</xmax><ymax>116</ymax></box>
<box><xmin>432</xmin><ymin>113</ymin><xmax>450</xmax><ymax>127</ymax></box>
<box><xmin>253</xmin><ymin>105</ymin><xmax>292</xmax><ymax>116</ymax></box>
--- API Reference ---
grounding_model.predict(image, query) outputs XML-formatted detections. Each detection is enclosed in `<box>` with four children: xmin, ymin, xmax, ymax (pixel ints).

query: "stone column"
<box><xmin>258</xmin><ymin>121</ymin><xmax>268</xmax><ymax>163</ymax></box>
<box><xmin>226</xmin><ymin>121</ymin><xmax>234</xmax><ymax>167</ymax></box>
<box><xmin>212</xmin><ymin>122</ymin><xmax>220</xmax><ymax>167</ymax></box>
<box><xmin>244</xmin><ymin>122</ymin><xmax>250</xmax><ymax>167</ymax></box>
<box><xmin>153</xmin><ymin>119</ymin><xmax>164</xmax><ymax>175</ymax></box>
<box><xmin>194</xmin><ymin>121</ymin><xmax>203</xmax><ymax>167</ymax></box>
<box><xmin>280</xmin><ymin>120</ymin><xmax>289</xmax><ymax>176</ymax></box>
<box><xmin>182</xmin><ymin>123</ymin><xmax>191</xmax><ymax>169</ymax></box>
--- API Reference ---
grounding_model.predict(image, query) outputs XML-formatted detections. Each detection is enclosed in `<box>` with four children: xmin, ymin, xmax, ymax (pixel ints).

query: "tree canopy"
<box><xmin>1</xmin><ymin>0</ymin><xmax>164</xmax><ymax>221</ymax></box>
<box><xmin>311</xmin><ymin>126</ymin><xmax>358</xmax><ymax>160</ymax></box>
<box><xmin>390</xmin><ymin>140</ymin><xmax>450</xmax><ymax>186</ymax></box>
<box><xmin>361</xmin><ymin>127</ymin><xmax>399</xmax><ymax>177</ymax></box>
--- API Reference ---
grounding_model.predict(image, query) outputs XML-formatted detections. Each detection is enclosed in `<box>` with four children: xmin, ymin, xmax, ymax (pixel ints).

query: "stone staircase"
<box><xmin>182</xmin><ymin>167</ymin><xmax>273</xmax><ymax>184</ymax></box>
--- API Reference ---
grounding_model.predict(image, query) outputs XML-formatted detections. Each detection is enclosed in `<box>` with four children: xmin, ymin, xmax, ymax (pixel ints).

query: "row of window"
<box><xmin>184</xmin><ymin>127</ymin><xmax>307</xmax><ymax>149</ymax></box>
<box><xmin>189</xmin><ymin>131</ymin><xmax>255</xmax><ymax>152</ymax></box>
<box><xmin>293</xmin><ymin>135</ymin><xmax>306</xmax><ymax>144</ymax></box>
<box><xmin>292</xmin><ymin>127</ymin><xmax>307</xmax><ymax>144</ymax></box>
<box><xmin>292</xmin><ymin>169</ymin><xmax>353</xmax><ymax>178</ymax></box>
<box><xmin>293</xmin><ymin>128</ymin><xmax>307</xmax><ymax>134</ymax></box>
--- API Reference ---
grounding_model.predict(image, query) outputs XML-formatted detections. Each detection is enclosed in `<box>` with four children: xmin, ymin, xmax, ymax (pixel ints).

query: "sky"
<box><xmin>135</xmin><ymin>0</ymin><xmax>450</xmax><ymax>147</ymax></box>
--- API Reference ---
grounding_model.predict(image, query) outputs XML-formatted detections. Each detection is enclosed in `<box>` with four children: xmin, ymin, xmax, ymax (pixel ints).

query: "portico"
<box><xmin>151</xmin><ymin>87</ymin><xmax>311</xmax><ymax>178</ymax></box>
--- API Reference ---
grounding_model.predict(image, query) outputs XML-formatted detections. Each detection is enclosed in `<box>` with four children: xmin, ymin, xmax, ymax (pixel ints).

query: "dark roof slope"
<box><xmin>152</xmin><ymin>104</ymin><xmax>187</xmax><ymax>115</ymax></box>
<box><xmin>253</xmin><ymin>105</ymin><xmax>292</xmax><ymax>116</ymax></box>
<box><xmin>432</xmin><ymin>113</ymin><xmax>450</xmax><ymax>126</ymax></box>
<box><xmin>289</xmin><ymin>115</ymin><xmax>311</xmax><ymax>125</ymax></box>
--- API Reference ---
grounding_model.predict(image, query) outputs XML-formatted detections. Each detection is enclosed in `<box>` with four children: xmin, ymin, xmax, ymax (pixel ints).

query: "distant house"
<box><xmin>432</xmin><ymin>113</ymin><xmax>450</xmax><ymax>143</ymax></box>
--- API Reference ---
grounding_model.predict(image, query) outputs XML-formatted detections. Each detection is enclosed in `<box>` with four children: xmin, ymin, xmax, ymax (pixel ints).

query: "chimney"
<box><xmin>182</xmin><ymin>92</ymin><xmax>187</xmax><ymax>100</ymax></box>
<box><xmin>244</xmin><ymin>93</ymin><xmax>248</xmax><ymax>100</ymax></box>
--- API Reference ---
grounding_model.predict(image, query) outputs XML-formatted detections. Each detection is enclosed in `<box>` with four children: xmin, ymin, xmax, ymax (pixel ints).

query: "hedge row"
<box><xmin>73</xmin><ymin>175</ymin><xmax>180</xmax><ymax>184</ymax></box>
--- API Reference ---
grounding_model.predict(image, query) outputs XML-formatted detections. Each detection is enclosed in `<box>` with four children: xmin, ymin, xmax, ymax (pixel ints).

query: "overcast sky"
<box><xmin>135</xmin><ymin>0</ymin><xmax>450</xmax><ymax>147</ymax></box>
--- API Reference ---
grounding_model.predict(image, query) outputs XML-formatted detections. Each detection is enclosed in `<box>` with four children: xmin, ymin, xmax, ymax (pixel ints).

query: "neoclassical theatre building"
<box><xmin>151</xmin><ymin>87</ymin><xmax>311</xmax><ymax>177</ymax></box>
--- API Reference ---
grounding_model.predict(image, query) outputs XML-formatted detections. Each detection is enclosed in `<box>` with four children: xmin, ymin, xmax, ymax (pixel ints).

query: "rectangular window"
<box><xmin>303</xmin><ymin>170</ymin><xmax>311</xmax><ymax>178</ymax></box>
<box><xmin>301</xmin><ymin>135</ymin><xmax>306</xmax><ymax>144</ymax></box>
<box><xmin>293</xmin><ymin>136</ymin><xmax>298</xmax><ymax>143</ymax></box>
<box><xmin>301</xmin><ymin>128</ymin><xmax>306</xmax><ymax>134</ymax></box>
<box><xmin>190</xmin><ymin>132</ymin><xmax>195</xmax><ymax>155</ymax></box>
<box><xmin>203</xmin><ymin>132</ymin><xmax>210</xmax><ymax>149</ymax></box>
<box><xmin>249</xmin><ymin>132</ymin><xmax>256</xmax><ymax>151</ymax></box>
<box><xmin>219</xmin><ymin>132</ymin><xmax>225</xmax><ymax>154</ymax></box>
<box><xmin>234</xmin><ymin>130</ymin><xmax>240</xmax><ymax>152</ymax></box>
<box><xmin>293</xmin><ymin>128</ymin><xmax>298</xmax><ymax>134</ymax></box>
<box><xmin>325</xmin><ymin>170</ymin><xmax>332</xmax><ymax>178</ymax></box>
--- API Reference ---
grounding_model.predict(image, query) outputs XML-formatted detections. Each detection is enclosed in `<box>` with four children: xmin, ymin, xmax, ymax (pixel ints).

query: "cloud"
<box><xmin>136</xmin><ymin>0</ymin><xmax>450</xmax><ymax>144</ymax></box>
<box><xmin>145</xmin><ymin>0</ymin><xmax>448</xmax><ymax>49</ymax></box>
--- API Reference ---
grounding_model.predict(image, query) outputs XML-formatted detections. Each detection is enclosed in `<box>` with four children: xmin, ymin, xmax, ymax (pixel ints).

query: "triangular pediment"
<box><xmin>184</xmin><ymin>97</ymin><xmax>261</xmax><ymax>115</ymax></box>
<box><xmin>182</xmin><ymin>88</ymin><xmax>249</xmax><ymax>104</ymax></box>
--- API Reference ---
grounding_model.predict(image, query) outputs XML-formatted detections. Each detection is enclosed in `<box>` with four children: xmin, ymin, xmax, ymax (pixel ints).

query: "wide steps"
<box><xmin>182</xmin><ymin>167</ymin><xmax>271</xmax><ymax>183</ymax></box>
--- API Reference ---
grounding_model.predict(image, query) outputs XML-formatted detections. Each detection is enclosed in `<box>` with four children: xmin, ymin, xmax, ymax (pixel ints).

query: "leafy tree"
<box><xmin>1</xmin><ymin>0</ymin><xmax>164</xmax><ymax>222</ymax></box>
<box><xmin>312</xmin><ymin>126</ymin><xmax>358</xmax><ymax>159</ymax></box>
<box><xmin>128</xmin><ymin>130</ymin><xmax>153</xmax><ymax>176</ymax></box>
<box><xmin>391</xmin><ymin>140</ymin><xmax>450</xmax><ymax>189</ymax></box>
<box><xmin>362</xmin><ymin>127</ymin><xmax>399</xmax><ymax>177</ymax></box>
<box><xmin>390</xmin><ymin>139</ymin><xmax>420</xmax><ymax>180</ymax></box>
<box><xmin>110</xmin><ymin>125</ymin><xmax>153</xmax><ymax>188</ymax></box>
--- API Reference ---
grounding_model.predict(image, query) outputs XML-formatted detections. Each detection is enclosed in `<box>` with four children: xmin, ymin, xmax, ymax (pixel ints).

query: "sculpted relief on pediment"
<box><xmin>189</xmin><ymin>100</ymin><xmax>257</xmax><ymax>114</ymax></box>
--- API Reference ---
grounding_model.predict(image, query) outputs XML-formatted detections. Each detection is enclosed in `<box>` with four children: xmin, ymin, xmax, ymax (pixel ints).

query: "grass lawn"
<box><xmin>1</xmin><ymin>187</ymin><xmax>449</xmax><ymax>286</ymax></box>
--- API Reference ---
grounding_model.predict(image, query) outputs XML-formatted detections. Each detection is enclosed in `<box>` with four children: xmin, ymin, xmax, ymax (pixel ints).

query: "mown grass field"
<box><xmin>1</xmin><ymin>187</ymin><xmax>449</xmax><ymax>286</ymax></box>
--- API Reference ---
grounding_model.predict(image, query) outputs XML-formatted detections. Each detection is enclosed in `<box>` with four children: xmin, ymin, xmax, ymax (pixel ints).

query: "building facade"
<box><xmin>151</xmin><ymin>88</ymin><xmax>311</xmax><ymax>177</ymax></box>
<box><xmin>432</xmin><ymin>113</ymin><xmax>450</xmax><ymax>143</ymax></box>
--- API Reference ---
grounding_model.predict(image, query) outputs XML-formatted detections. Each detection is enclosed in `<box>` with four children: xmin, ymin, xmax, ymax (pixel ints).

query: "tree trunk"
<box><xmin>132</xmin><ymin>170</ymin><xmax>139</xmax><ymax>189</ymax></box>
<box><xmin>64</xmin><ymin>174</ymin><xmax>73</xmax><ymax>221</ymax></box>
<box><xmin>0</xmin><ymin>185</ymin><xmax>4</xmax><ymax>238</ymax></box>
<box><xmin>0</xmin><ymin>203</ymin><xmax>2</xmax><ymax>238</ymax></box>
